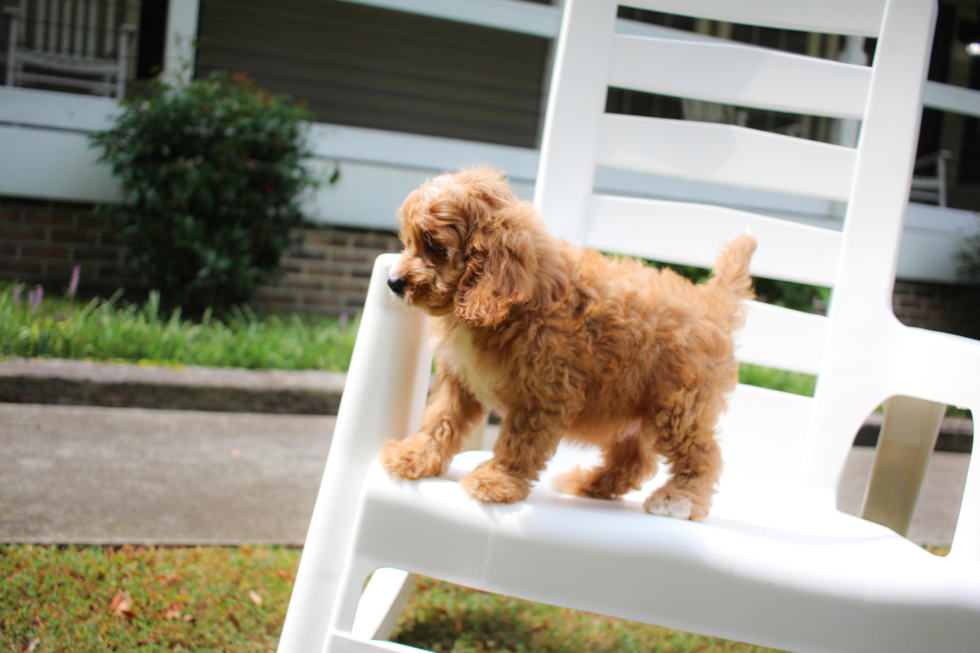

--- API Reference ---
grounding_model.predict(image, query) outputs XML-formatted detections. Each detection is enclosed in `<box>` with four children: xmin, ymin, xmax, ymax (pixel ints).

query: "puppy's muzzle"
<box><xmin>387</xmin><ymin>276</ymin><xmax>407</xmax><ymax>296</ymax></box>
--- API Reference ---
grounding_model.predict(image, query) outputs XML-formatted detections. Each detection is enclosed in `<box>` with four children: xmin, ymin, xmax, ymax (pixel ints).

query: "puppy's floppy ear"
<box><xmin>455</xmin><ymin>210</ymin><xmax>535</xmax><ymax>327</ymax></box>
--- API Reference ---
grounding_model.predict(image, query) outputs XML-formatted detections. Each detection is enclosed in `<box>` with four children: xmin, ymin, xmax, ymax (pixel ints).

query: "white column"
<box><xmin>164</xmin><ymin>0</ymin><xmax>200</xmax><ymax>84</ymax></box>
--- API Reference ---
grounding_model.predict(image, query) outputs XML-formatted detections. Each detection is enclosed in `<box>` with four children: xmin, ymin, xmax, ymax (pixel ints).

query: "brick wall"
<box><xmin>1</xmin><ymin>195</ymin><xmax>978</xmax><ymax>337</ymax></box>
<box><xmin>258</xmin><ymin>226</ymin><xmax>402</xmax><ymax>315</ymax></box>
<box><xmin>0</xmin><ymin>195</ymin><xmax>399</xmax><ymax>314</ymax></box>
<box><xmin>892</xmin><ymin>280</ymin><xmax>980</xmax><ymax>340</ymax></box>
<box><xmin>0</xmin><ymin>196</ymin><xmax>144</xmax><ymax>294</ymax></box>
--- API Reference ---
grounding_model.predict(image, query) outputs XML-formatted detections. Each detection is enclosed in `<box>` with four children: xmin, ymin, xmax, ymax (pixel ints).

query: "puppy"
<box><xmin>379</xmin><ymin>166</ymin><xmax>756</xmax><ymax>521</ymax></box>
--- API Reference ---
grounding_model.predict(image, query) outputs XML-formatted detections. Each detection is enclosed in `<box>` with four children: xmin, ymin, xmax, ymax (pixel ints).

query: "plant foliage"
<box><xmin>0</xmin><ymin>283</ymin><xmax>356</xmax><ymax>372</ymax></box>
<box><xmin>958</xmin><ymin>233</ymin><xmax>980</xmax><ymax>285</ymax></box>
<box><xmin>955</xmin><ymin>232</ymin><xmax>980</xmax><ymax>337</ymax></box>
<box><xmin>91</xmin><ymin>72</ymin><xmax>318</xmax><ymax>311</ymax></box>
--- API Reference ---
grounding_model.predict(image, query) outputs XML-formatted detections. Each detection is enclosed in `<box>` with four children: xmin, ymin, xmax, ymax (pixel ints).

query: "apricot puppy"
<box><xmin>379</xmin><ymin>166</ymin><xmax>755</xmax><ymax>521</ymax></box>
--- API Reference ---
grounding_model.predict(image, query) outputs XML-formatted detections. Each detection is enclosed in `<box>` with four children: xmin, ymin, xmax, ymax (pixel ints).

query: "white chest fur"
<box><xmin>432</xmin><ymin>318</ymin><xmax>503</xmax><ymax>410</ymax></box>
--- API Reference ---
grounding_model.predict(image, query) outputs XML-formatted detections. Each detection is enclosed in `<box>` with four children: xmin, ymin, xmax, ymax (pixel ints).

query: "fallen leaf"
<box><xmin>109</xmin><ymin>591</ymin><xmax>131</xmax><ymax>613</ymax></box>
<box><xmin>183</xmin><ymin>614</ymin><xmax>195</xmax><ymax>622</ymax></box>
<box><xmin>230</xmin><ymin>449</ymin><xmax>242</xmax><ymax>458</ymax></box>
<box><xmin>227</xmin><ymin>611</ymin><xmax>241</xmax><ymax>630</ymax></box>
<box><xmin>109</xmin><ymin>591</ymin><xmax>136</xmax><ymax>618</ymax></box>
<box><xmin>24</xmin><ymin>638</ymin><xmax>40</xmax><ymax>652</ymax></box>
<box><xmin>164</xmin><ymin>606</ymin><xmax>181</xmax><ymax>621</ymax></box>
<box><xmin>248</xmin><ymin>590</ymin><xmax>263</xmax><ymax>606</ymax></box>
<box><xmin>274</xmin><ymin>569</ymin><xmax>295</xmax><ymax>580</ymax></box>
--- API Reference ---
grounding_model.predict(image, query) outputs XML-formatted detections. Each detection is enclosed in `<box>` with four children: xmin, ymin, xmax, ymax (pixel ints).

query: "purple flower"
<box><xmin>29</xmin><ymin>284</ymin><xmax>43</xmax><ymax>317</ymax></box>
<box><xmin>12</xmin><ymin>283</ymin><xmax>21</xmax><ymax>309</ymax></box>
<box><xmin>68</xmin><ymin>266</ymin><xmax>80</xmax><ymax>298</ymax></box>
<box><xmin>339</xmin><ymin>312</ymin><xmax>349</xmax><ymax>331</ymax></box>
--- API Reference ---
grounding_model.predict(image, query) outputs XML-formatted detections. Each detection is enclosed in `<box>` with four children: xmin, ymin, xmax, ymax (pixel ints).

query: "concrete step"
<box><xmin>0</xmin><ymin>356</ymin><xmax>344</xmax><ymax>415</ymax></box>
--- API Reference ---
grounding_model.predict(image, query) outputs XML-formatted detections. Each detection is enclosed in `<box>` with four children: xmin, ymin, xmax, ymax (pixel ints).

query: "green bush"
<box><xmin>647</xmin><ymin>262</ymin><xmax>829</xmax><ymax>314</ymax></box>
<box><xmin>958</xmin><ymin>233</ymin><xmax>980</xmax><ymax>283</ymax></box>
<box><xmin>90</xmin><ymin>72</ymin><xmax>319</xmax><ymax>312</ymax></box>
<box><xmin>956</xmin><ymin>233</ymin><xmax>980</xmax><ymax>337</ymax></box>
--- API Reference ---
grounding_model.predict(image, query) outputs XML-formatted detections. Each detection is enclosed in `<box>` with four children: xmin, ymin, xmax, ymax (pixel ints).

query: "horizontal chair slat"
<box><xmin>598</xmin><ymin>115</ymin><xmax>857</xmax><ymax>202</ymax></box>
<box><xmin>739</xmin><ymin>301</ymin><xmax>828</xmax><ymax>375</ymax></box>
<box><xmin>623</xmin><ymin>0</ymin><xmax>884</xmax><ymax>38</ymax></box>
<box><xmin>610</xmin><ymin>35</ymin><xmax>871</xmax><ymax>120</ymax></box>
<box><xmin>585</xmin><ymin>196</ymin><xmax>841</xmax><ymax>287</ymax></box>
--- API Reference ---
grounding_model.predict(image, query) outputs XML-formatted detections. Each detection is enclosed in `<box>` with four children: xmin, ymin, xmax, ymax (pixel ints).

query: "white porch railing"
<box><xmin>1</xmin><ymin>83</ymin><xmax>977</xmax><ymax>285</ymax></box>
<box><xmin>1</xmin><ymin>0</ymin><xmax>978</xmax><ymax>284</ymax></box>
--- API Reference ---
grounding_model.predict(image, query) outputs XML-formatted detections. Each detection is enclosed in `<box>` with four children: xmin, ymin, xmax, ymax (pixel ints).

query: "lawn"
<box><xmin>0</xmin><ymin>544</ymin><xmax>794</xmax><ymax>653</ymax></box>
<box><xmin>0</xmin><ymin>284</ymin><xmax>356</xmax><ymax>372</ymax></box>
<box><xmin>0</xmin><ymin>543</ymin><xmax>953</xmax><ymax>652</ymax></box>
<box><xmin>0</xmin><ymin>283</ymin><xmax>815</xmax><ymax>397</ymax></box>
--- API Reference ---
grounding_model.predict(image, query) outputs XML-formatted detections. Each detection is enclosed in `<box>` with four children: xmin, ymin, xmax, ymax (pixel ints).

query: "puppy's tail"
<box><xmin>706</xmin><ymin>232</ymin><xmax>757</xmax><ymax>328</ymax></box>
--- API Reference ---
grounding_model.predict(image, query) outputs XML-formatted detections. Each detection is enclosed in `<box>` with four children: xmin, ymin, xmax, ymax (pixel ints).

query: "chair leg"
<box><xmin>860</xmin><ymin>396</ymin><xmax>944</xmax><ymax>536</ymax></box>
<box><xmin>351</xmin><ymin>568</ymin><xmax>417</xmax><ymax>641</ymax></box>
<box><xmin>5</xmin><ymin>8</ymin><xmax>20</xmax><ymax>87</ymax></box>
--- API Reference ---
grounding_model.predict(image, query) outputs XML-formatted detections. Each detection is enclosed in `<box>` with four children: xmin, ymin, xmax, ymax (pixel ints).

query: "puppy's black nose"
<box><xmin>387</xmin><ymin>276</ymin><xmax>407</xmax><ymax>296</ymax></box>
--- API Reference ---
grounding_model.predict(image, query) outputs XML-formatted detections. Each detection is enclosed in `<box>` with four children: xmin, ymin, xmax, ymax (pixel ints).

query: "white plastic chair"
<box><xmin>4</xmin><ymin>1</ymin><xmax>136</xmax><ymax>98</ymax></box>
<box><xmin>278</xmin><ymin>1</ymin><xmax>980</xmax><ymax>652</ymax></box>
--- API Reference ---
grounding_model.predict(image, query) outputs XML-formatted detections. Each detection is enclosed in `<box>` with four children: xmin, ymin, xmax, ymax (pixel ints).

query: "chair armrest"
<box><xmin>278</xmin><ymin>253</ymin><xmax>432</xmax><ymax>653</ymax></box>
<box><xmin>913</xmin><ymin>149</ymin><xmax>953</xmax><ymax>168</ymax></box>
<box><xmin>897</xmin><ymin>327</ymin><xmax>980</xmax><ymax>410</ymax></box>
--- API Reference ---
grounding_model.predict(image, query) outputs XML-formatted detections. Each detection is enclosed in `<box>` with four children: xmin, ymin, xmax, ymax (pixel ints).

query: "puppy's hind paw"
<box><xmin>551</xmin><ymin>466</ymin><xmax>590</xmax><ymax>496</ymax></box>
<box><xmin>552</xmin><ymin>466</ymin><xmax>623</xmax><ymax>500</ymax></box>
<box><xmin>644</xmin><ymin>488</ymin><xmax>694</xmax><ymax>520</ymax></box>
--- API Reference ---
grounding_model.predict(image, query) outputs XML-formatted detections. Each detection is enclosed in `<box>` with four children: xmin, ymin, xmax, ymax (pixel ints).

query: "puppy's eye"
<box><xmin>425</xmin><ymin>237</ymin><xmax>447</xmax><ymax>256</ymax></box>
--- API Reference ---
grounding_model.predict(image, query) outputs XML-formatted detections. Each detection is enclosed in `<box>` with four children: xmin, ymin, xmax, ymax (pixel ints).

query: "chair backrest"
<box><xmin>534</xmin><ymin>0</ymin><xmax>939</xmax><ymax>492</ymax></box>
<box><xmin>15</xmin><ymin>0</ymin><xmax>126</xmax><ymax>59</ymax></box>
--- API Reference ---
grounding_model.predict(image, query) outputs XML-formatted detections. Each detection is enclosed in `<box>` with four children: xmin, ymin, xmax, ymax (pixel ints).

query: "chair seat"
<box><xmin>350</xmin><ymin>447</ymin><xmax>980</xmax><ymax>653</ymax></box>
<box><xmin>16</xmin><ymin>49</ymin><xmax>122</xmax><ymax>75</ymax></box>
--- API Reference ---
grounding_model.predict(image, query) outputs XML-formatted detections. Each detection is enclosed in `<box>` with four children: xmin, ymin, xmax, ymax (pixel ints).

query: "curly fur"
<box><xmin>379</xmin><ymin>166</ymin><xmax>756</xmax><ymax>521</ymax></box>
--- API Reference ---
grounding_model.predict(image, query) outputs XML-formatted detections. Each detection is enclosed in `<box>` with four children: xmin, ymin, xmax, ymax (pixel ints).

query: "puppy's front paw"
<box><xmin>460</xmin><ymin>465</ymin><xmax>530</xmax><ymax>504</ymax></box>
<box><xmin>643</xmin><ymin>487</ymin><xmax>709</xmax><ymax>521</ymax></box>
<box><xmin>378</xmin><ymin>433</ymin><xmax>449</xmax><ymax>480</ymax></box>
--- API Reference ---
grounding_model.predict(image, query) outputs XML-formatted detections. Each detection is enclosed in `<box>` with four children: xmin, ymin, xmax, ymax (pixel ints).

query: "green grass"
<box><xmin>4</xmin><ymin>543</ymin><xmax>950</xmax><ymax>652</ymax></box>
<box><xmin>0</xmin><ymin>544</ymin><xmax>298</xmax><ymax>652</ymax></box>
<box><xmin>1</xmin><ymin>544</ymin><xmax>792</xmax><ymax>653</ymax></box>
<box><xmin>393</xmin><ymin>576</ymin><xmax>785</xmax><ymax>653</ymax></box>
<box><xmin>739</xmin><ymin>364</ymin><xmax>815</xmax><ymax>397</ymax></box>
<box><xmin>0</xmin><ymin>284</ymin><xmax>357</xmax><ymax>371</ymax></box>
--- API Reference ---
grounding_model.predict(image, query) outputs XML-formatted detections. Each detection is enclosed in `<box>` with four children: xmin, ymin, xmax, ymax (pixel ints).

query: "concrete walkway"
<box><xmin>0</xmin><ymin>402</ymin><xmax>970</xmax><ymax>546</ymax></box>
<box><xmin>0</xmin><ymin>403</ymin><xmax>333</xmax><ymax>545</ymax></box>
